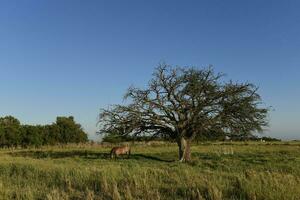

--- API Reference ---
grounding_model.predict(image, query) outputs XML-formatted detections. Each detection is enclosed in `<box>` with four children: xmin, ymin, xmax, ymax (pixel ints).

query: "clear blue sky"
<box><xmin>0</xmin><ymin>0</ymin><xmax>299</xmax><ymax>140</ymax></box>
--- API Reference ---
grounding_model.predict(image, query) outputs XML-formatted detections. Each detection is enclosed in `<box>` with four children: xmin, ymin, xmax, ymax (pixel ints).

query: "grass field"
<box><xmin>0</xmin><ymin>141</ymin><xmax>299</xmax><ymax>200</ymax></box>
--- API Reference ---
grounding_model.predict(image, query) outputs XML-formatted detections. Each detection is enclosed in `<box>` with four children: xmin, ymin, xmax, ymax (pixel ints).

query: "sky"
<box><xmin>0</xmin><ymin>0</ymin><xmax>299</xmax><ymax>140</ymax></box>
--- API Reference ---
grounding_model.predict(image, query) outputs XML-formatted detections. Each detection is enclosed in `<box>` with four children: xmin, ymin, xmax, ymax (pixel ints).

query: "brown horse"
<box><xmin>110</xmin><ymin>146</ymin><xmax>131</xmax><ymax>159</ymax></box>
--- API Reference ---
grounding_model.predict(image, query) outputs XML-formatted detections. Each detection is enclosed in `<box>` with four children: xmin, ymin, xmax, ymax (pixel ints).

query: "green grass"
<box><xmin>0</xmin><ymin>141</ymin><xmax>300</xmax><ymax>199</ymax></box>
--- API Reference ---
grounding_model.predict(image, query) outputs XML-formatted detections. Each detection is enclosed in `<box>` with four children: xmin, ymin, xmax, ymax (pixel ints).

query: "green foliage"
<box><xmin>102</xmin><ymin>132</ymin><xmax>168</xmax><ymax>143</ymax></box>
<box><xmin>0</xmin><ymin>116</ymin><xmax>88</xmax><ymax>148</ymax></box>
<box><xmin>260</xmin><ymin>136</ymin><xmax>281</xmax><ymax>142</ymax></box>
<box><xmin>55</xmin><ymin>116</ymin><xmax>88</xmax><ymax>144</ymax></box>
<box><xmin>0</xmin><ymin>116</ymin><xmax>21</xmax><ymax>147</ymax></box>
<box><xmin>101</xmin><ymin>132</ymin><xmax>129</xmax><ymax>143</ymax></box>
<box><xmin>20</xmin><ymin>125</ymin><xmax>44</xmax><ymax>148</ymax></box>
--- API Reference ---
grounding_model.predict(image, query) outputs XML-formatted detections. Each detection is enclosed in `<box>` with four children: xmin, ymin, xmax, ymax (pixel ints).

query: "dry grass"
<box><xmin>0</xmin><ymin>141</ymin><xmax>299</xmax><ymax>199</ymax></box>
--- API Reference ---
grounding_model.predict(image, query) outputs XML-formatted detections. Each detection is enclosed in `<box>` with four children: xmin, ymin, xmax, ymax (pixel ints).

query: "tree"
<box><xmin>20</xmin><ymin>125</ymin><xmax>43</xmax><ymax>148</ymax></box>
<box><xmin>43</xmin><ymin>124</ymin><xmax>61</xmax><ymax>145</ymax></box>
<box><xmin>98</xmin><ymin>64</ymin><xmax>269</xmax><ymax>162</ymax></box>
<box><xmin>102</xmin><ymin>132</ymin><xmax>129</xmax><ymax>143</ymax></box>
<box><xmin>102</xmin><ymin>132</ymin><xmax>167</xmax><ymax>143</ymax></box>
<box><xmin>0</xmin><ymin>116</ymin><xmax>21</xmax><ymax>147</ymax></box>
<box><xmin>55</xmin><ymin>116</ymin><xmax>88</xmax><ymax>144</ymax></box>
<box><xmin>0</xmin><ymin>115</ymin><xmax>88</xmax><ymax>148</ymax></box>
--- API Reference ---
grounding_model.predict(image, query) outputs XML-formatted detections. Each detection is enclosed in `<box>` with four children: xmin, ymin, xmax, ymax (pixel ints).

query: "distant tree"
<box><xmin>20</xmin><ymin>125</ymin><xmax>43</xmax><ymax>147</ymax></box>
<box><xmin>101</xmin><ymin>132</ymin><xmax>129</xmax><ymax>143</ymax></box>
<box><xmin>0</xmin><ymin>115</ymin><xmax>88</xmax><ymax>148</ymax></box>
<box><xmin>43</xmin><ymin>124</ymin><xmax>61</xmax><ymax>145</ymax></box>
<box><xmin>55</xmin><ymin>116</ymin><xmax>88</xmax><ymax>144</ymax></box>
<box><xmin>194</xmin><ymin>128</ymin><xmax>227</xmax><ymax>141</ymax></box>
<box><xmin>260</xmin><ymin>136</ymin><xmax>280</xmax><ymax>142</ymax></box>
<box><xmin>0</xmin><ymin>116</ymin><xmax>21</xmax><ymax>147</ymax></box>
<box><xmin>98</xmin><ymin>64</ymin><xmax>269</xmax><ymax>162</ymax></box>
<box><xmin>102</xmin><ymin>132</ymin><xmax>170</xmax><ymax>143</ymax></box>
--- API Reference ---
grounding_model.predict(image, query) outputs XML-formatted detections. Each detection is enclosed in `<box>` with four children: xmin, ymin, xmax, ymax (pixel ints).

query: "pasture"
<box><xmin>0</xmin><ymin>141</ymin><xmax>299</xmax><ymax>200</ymax></box>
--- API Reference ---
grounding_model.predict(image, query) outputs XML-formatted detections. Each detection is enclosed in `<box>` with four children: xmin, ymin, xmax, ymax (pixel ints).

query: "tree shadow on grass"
<box><xmin>8</xmin><ymin>150</ymin><xmax>110</xmax><ymax>160</ymax></box>
<box><xmin>8</xmin><ymin>150</ymin><xmax>175</xmax><ymax>162</ymax></box>
<box><xmin>131</xmin><ymin>154</ymin><xmax>175</xmax><ymax>163</ymax></box>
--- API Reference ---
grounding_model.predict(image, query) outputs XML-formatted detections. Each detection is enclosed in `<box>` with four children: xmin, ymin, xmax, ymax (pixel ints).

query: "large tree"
<box><xmin>98</xmin><ymin>64</ymin><xmax>269</xmax><ymax>162</ymax></box>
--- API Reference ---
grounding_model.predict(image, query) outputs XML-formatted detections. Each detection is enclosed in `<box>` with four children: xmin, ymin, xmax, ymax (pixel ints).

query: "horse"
<box><xmin>110</xmin><ymin>146</ymin><xmax>131</xmax><ymax>159</ymax></box>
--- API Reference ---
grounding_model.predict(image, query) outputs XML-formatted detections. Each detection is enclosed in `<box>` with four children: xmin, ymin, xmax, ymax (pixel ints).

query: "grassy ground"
<box><xmin>0</xmin><ymin>141</ymin><xmax>299</xmax><ymax>200</ymax></box>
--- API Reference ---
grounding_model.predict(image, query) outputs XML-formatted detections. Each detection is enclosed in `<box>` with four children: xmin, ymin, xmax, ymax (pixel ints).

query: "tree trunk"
<box><xmin>177</xmin><ymin>137</ymin><xmax>192</xmax><ymax>162</ymax></box>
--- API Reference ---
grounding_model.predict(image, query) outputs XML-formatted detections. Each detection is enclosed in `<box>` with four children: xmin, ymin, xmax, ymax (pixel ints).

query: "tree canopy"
<box><xmin>0</xmin><ymin>116</ymin><xmax>88</xmax><ymax>148</ymax></box>
<box><xmin>98</xmin><ymin>64</ymin><xmax>269</xmax><ymax>161</ymax></box>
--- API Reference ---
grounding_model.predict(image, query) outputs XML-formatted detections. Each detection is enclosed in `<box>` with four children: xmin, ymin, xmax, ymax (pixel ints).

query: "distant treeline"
<box><xmin>102</xmin><ymin>132</ymin><xmax>280</xmax><ymax>143</ymax></box>
<box><xmin>0</xmin><ymin>116</ymin><xmax>88</xmax><ymax>148</ymax></box>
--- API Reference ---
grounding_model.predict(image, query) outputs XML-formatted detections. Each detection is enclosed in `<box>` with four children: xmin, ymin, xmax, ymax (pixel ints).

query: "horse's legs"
<box><xmin>111</xmin><ymin>152</ymin><xmax>116</xmax><ymax>159</ymax></box>
<box><xmin>127</xmin><ymin>150</ymin><xmax>131</xmax><ymax>158</ymax></box>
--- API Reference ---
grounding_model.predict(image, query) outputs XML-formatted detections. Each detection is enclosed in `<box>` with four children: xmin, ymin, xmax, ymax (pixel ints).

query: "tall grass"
<box><xmin>0</xmin><ymin>142</ymin><xmax>299</xmax><ymax>199</ymax></box>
